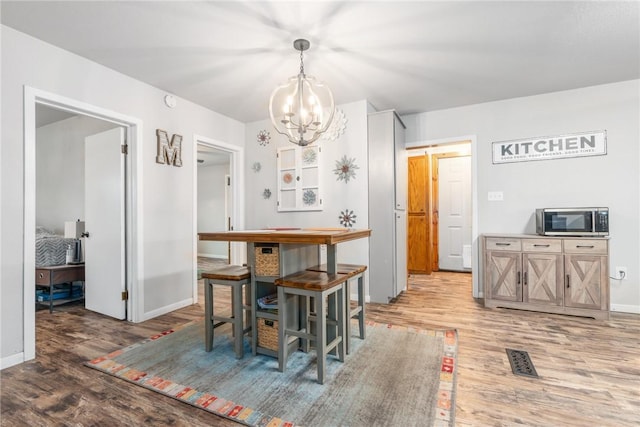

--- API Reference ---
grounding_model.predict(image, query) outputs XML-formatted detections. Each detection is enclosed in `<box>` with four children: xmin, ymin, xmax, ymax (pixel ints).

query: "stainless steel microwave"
<box><xmin>535</xmin><ymin>207</ymin><xmax>609</xmax><ymax>237</ymax></box>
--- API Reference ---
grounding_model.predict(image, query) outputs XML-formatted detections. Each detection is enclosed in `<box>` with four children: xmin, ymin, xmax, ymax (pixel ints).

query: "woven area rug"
<box><xmin>85</xmin><ymin>319</ymin><xmax>457</xmax><ymax>427</ymax></box>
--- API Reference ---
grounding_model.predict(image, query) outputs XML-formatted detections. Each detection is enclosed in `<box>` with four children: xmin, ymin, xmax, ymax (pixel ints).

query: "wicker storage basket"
<box><xmin>255</xmin><ymin>245</ymin><xmax>279</xmax><ymax>276</ymax></box>
<box><xmin>257</xmin><ymin>318</ymin><xmax>279</xmax><ymax>351</ymax></box>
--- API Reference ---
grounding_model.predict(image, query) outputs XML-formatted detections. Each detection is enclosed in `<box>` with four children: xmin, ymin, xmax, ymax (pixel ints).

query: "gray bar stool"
<box><xmin>306</xmin><ymin>263</ymin><xmax>367</xmax><ymax>354</ymax></box>
<box><xmin>202</xmin><ymin>266</ymin><xmax>251</xmax><ymax>359</ymax></box>
<box><xmin>275</xmin><ymin>270</ymin><xmax>346</xmax><ymax>384</ymax></box>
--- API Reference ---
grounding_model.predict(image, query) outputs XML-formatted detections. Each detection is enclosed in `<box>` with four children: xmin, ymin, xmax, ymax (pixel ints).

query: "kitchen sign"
<box><xmin>492</xmin><ymin>130</ymin><xmax>607</xmax><ymax>164</ymax></box>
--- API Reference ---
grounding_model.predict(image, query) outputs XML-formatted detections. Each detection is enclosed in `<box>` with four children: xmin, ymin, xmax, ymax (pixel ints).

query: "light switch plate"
<box><xmin>488</xmin><ymin>191</ymin><xmax>504</xmax><ymax>201</ymax></box>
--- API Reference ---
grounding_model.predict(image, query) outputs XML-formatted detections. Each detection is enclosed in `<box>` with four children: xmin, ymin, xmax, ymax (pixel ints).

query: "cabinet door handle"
<box><xmin>517</xmin><ymin>272</ymin><xmax>521</xmax><ymax>285</ymax></box>
<box><xmin>496</xmin><ymin>243</ymin><xmax>511</xmax><ymax>246</ymax></box>
<box><xmin>576</xmin><ymin>245</ymin><xmax>594</xmax><ymax>249</ymax></box>
<box><xmin>566</xmin><ymin>274</ymin><xmax>570</xmax><ymax>288</ymax></box>
<box><xmin>533</xmin><ymin>244</ymin><xmax>550</xmax><ymax>247</ymax></box>
<box><xmin>523</xmin><ymin>271</ymin><xmax>527</xmax><ymax>285</ymax></box>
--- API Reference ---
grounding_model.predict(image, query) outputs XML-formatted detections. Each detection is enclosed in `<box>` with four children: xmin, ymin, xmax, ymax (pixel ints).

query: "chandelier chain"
<box><xmin>299</xmin><ymin>49</ymin><xmax>305</xmax><ymax>75</ymax></box>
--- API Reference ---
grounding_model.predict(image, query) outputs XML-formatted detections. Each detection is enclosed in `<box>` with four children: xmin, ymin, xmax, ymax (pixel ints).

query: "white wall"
<box><xmin>36</xmin><ymin>115</ymin><xmax>118</xmax><ymax>234</ymax></box>
<box><xmin>1</xmin><ymin>25</ymin><xmax>245</xmax><ymax>364</ymax></box>
<box><xmin>402</xmin><ymin>79</ymin><xmax>640</xmax><ymax>313</ymax></box>
<box><xmin>244</xmin><ymin>100</ymin><xmax>371</xmax><ymax>291</ymax></box>
<box><xmin>197</xmin><ymin>163</ymin><xmax>229</xmax><ymax>257</ymax></box>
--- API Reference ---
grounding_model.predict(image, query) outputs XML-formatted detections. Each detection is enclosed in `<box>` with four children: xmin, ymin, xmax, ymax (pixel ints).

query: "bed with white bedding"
<box><xmin>35</xmin><ymin>226</ymin><xmax>76</xmax><ymax>267</ymax></box>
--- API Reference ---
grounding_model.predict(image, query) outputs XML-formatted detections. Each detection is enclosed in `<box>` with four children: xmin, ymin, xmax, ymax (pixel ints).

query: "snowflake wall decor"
<box><xmin>334</xmin><ymin>155</ymin><xmax>359</xmax><ymax>183</ymax></box>
<box><xmin>257</xmin><ymin>130</ymin><xmax>271</xmax><ymax>146</ymax></box>
<box><xmin>302</xmin><ymin>189</ymin><xmax>317</xmax><ymax>206</ymax></box>
<box><xmin>252</xmin><ymin>162</ymin><xmax>262</xmax><ymax>173</ymax></box>
<box><xmin>322</xmin><ymin>108</ymin><xmax>347</xmax><ymax>141</ymax></box>
<box><xmin>302</xmin><ymin>147</ymin><xmax>317</xmax><ymax>165</ymax></box>
<box><xmin>339</xmin><ymin>209</ymin><xmax>357</xmax><ymax>227</ymax></box>
<box><xmin>263</xmin><ymin>188</ymin><xmax>272</xmax><ymax>199</ymax></box>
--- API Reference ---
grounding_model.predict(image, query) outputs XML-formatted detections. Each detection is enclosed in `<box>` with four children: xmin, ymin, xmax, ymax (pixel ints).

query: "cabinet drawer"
<box><xmin>36</xmin><ymin>269</ymin><xmax>52</xmax><ymax>285</ymax></box>
<box><xmin>36</xmin><ymin>266</ymin><xmax>85</xmax><ymax>286</ymax></box>
<box><xmin>522</xmin><ymin>239</ymin><xmax>562</xmax><ymax>253</ymax></box>
<box><xmin>564</xmin><ymin>239</ymin><xmax>608</xmax><ymax>254</ymax></box>
<box><xmin>485</xmin><ymin>237</ymin><xmax>521</xmax><ymax>251</ymax></box>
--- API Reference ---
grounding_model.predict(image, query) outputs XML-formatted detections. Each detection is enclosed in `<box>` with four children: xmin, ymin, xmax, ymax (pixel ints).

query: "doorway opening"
<box><xmin>23</xmin><ymin>86</ymin><xmax>141</xmax><ymax>361</ymax></box>
<box><xmin>196</xmin><ymin>144</ymin><xmax>232</xmax><ymax>278</ymax></box>
<box><xmin>35</xmin><ymin>104</ymin><xmax>127</xmax><ymax>319</ymax></box>
<box><xmin>192</xmin><ymin>135</ymin><xmax>245</xmax><ymax>303</ymax></box>
<box><xmin>406</xmin><ymin>138</ymin><xmax>478</xmax><ymax>294</ymax></box>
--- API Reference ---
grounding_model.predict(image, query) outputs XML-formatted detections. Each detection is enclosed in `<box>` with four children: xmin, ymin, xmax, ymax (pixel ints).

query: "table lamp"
<box><xmin>64</xmin><ymin>220</ymin><xmax>85</xmax><ymax>264</ymax></box>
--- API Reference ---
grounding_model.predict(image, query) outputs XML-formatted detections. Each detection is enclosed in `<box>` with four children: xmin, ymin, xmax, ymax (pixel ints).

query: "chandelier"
<box><xmin>269</xmin><ymin>39</ymin><xmax>335</xmax><ymax>146</ymax></box>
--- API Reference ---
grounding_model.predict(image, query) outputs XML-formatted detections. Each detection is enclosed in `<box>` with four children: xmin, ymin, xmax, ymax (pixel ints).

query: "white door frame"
<box><xmin>193</xmin><ymin>135</ymin><xmax>245</xmax><ymax>301</ymax></box>
<box><xmin>406</xmin><ymin>134</ymin><xmax>480</xmax><ymax>298</ymax></box>
<box><xmin>23</xmin><ymin>86</ymin><xmax>143</xmax><ymax>361</ymax></box>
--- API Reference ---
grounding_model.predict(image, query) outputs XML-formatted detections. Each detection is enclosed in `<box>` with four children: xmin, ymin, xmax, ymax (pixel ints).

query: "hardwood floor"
<box><xmin>2</xmin><ymin>271</ymin><xmax>639</xmax><ymax>426</ymax></box>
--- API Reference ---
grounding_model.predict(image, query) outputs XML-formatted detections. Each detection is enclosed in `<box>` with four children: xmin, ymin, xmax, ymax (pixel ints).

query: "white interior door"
<box><xmin>84</xmin><ymin>127</ymin><xmax>126</xmax><ymax>319</ymax></box>
<box><xmin>225</xmin><ymin>173</ymin><xmax>232</xmax><ymax>262</ymax></box>
<box><xmin>438</xmin><ymin>156</ymin><xmax>471</xmax><ymax>271</ymax></box>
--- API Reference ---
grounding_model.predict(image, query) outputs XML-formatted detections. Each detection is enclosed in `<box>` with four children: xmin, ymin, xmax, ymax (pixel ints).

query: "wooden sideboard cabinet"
<box><xmin>482</xmin><ymin>234</ymin><xmax>609</xmax><ymax>319</ymax></box>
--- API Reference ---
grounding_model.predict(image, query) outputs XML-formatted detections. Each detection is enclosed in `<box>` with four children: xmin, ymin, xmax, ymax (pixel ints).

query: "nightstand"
<box><xmin>35</xmin><ymin>264</ymin><xmax>85</xmax><ymax>313</ymax></box>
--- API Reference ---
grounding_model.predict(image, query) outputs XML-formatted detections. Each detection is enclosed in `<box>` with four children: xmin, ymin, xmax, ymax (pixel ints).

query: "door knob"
<box><xmin>81</xmin><ymin>232</ymin><xmax>90</xmax><ymax>238</ymax></box>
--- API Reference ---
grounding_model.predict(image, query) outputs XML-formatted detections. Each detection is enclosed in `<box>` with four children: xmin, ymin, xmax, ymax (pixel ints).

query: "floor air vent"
<box><xmin>506</xmin><ymin>348</ymin><xmax>539</xmax><ymax>378</ymax></box>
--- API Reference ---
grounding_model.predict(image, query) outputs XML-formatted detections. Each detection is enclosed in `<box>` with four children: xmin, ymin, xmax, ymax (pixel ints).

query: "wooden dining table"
<box><xmin>198</xmin><ymin>228</ymin><xmax>371</xmax><ymax>357</ymax></box>
<box><xmin>198</xmin><ymin>228</ymin><xmax>371</xmax><ymax>273</ymax></box>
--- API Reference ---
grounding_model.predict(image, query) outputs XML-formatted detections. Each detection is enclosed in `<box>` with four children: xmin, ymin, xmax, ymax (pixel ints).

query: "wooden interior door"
<box><xmin>407</xmin><ymin>155</ymin><xmax>431</xmax><ymax>274</ymax></box>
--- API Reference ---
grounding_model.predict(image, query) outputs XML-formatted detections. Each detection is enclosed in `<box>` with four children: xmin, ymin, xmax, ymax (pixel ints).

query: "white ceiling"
<box><xmin>3</xmin><ymin>1</ymin><xmax>639</xmax><ymax>123</ymax></box>
<box><xmin>35</xmin><ymin>104</ymin><xmax>76</xmax><ymax>127</ymax></box>
<box><xmin>197</xmin><ymin>144</ymin><xmax>230</xmax><ymax>167</ymax></box>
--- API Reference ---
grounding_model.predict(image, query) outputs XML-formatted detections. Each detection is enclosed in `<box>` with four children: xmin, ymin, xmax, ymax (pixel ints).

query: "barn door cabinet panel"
<box><xmin>563</xmin><ymin>239</ymin><xmax>608</xmax><ymax>311</ymax></box>
<box><xmin>485</xmin><ymin>249</ymin><xmax>521</xmax><ymax>302</ymax></box>
<box><xmin>482</xmin><ymin>234</ymin><xmax>609</xmax><ymax>319</ymax></box>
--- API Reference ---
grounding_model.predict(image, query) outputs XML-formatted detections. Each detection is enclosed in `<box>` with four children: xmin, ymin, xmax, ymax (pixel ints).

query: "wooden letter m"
<box><xmin>156</xmin><ymin>129</ymin><xmax>183</xmax><ymax>167</ymax></box>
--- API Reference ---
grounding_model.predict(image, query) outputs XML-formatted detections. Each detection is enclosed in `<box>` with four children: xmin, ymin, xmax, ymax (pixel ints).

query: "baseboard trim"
<box><xmin>610</xmin><ymin>304</ymin><xmax>640</xmax><ymax>314</ymax></box>
<box><xmin>197</xmin><ymin>253</ymin><xmax>227</xmax><ymax>259</ymax></box>
<box><xmin>1</xmin><ymin>352</ymin><xmax>26</xmax><ymax>370</ymax></box>
<box><xmin>141</xmin><ymin>298</ymin><xmax>194</xmax><ymax>322</ymax></box>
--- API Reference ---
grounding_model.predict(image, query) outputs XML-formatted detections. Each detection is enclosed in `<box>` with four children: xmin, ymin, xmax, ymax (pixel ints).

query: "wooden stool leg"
<box><xmin>316</xmin><ymin>292</ymin><xmax>327</xmax><ymax>384</ymax></box>
<box><xmin>277</xmin><ymin>286</ymin><xmax>288</xmax><ymax>373</ymax></box>
<box><xmin>337</xmin><ymin>285</ymin><xmax>345</xmax><ymax>363</ymax></box>
<box><xmin>344</xmin><ymin>278</ymin><xmax>352</xmax><ymax>354</ymax></box>
<box><xmin>204</xmin><ymin>279</ymin><xmax>213</xmax><ymax>352</ymax></box>
<box><xmin>303</xmin><ymin>295</ymin><xmax>312</xmax><ymax>352</ymax></box>
<box><xmin>358</xmin><ymin>275</ymin><xmax>366</xmax><ymax>340</ymax></box>
<box><xmin>251</xmin><ymin>280</ymin><xmax>258</xmax><ymax>356</ymax></box>
<box><xmin>244</xmin><ymin>282</ymin><xmax>252</xmax><ymax>335</ymax></box>
<box><xmin>328</xmin><ymin>291</ymin><xmax>338</xmax><ymax>357</ymax></box>
<box><xmin>232</xmin><ymin>282</ymin><xmax>244</xmax><ymax>359</ymax></box>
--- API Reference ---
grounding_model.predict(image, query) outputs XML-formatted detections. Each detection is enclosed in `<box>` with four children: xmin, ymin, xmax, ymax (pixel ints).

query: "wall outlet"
<box><xmin>615</xmin><ymin>266</ymin><xmax>627</xmax><ymax>280</ymax></box>
<box><xmin>487</xmin><ymin>191</ymin><xmax>504</xmax><ymax>201</ymax></box>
